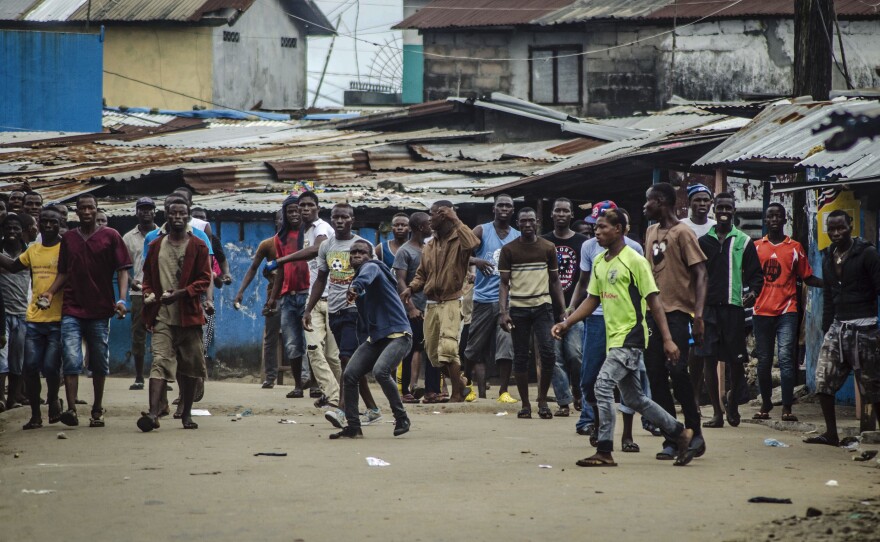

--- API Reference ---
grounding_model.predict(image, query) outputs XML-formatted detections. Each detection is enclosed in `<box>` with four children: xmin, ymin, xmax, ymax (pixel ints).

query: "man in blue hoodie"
<box><xmin>329</xmin><ymin>239</ymin><xmax>412</xmax><ymax>439</ymax></box>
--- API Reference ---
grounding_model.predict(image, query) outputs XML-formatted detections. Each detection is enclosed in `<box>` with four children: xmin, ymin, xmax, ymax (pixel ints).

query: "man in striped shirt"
<box><xmin>498</xmin><ymin>208</ymin><xmax>565</xmax><ymax>420</ymax></box>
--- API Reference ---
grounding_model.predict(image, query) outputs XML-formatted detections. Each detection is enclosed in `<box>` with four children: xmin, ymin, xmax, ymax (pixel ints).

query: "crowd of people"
<box><xmin>3</xmin><ymin>182</ymin><xmax>879</xmax><ymax>468</ymax></box>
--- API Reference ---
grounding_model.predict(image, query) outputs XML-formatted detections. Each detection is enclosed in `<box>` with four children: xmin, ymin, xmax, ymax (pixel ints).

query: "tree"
<box><xmin>793</xmin><ymin>0</ymin><xmax>834</xmax><ymax>100</ymax></box>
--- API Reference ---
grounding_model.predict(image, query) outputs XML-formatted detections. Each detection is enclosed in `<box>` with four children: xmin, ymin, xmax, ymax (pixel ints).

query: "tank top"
<box><xmin>381</xmin><ymin>240</ymin><xmax>395</xmax><ymax>265</ymax></box>
<box><xmin>473</xmin><ymin>222</ymin><xmax>520</xmax><ymax>303</ymax></box>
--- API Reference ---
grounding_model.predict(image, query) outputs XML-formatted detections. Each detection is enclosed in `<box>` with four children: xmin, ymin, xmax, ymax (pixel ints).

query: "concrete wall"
<box><xmin>103</xmin><ymin>26</ymin><xmax>214</xmax><ymax>109</ymax></box>
<box><xmin>656</xmin><ymin>19</ymin><xmax>880</xmax><ymax>104</ymax></box>
<box><xmin>422</xmin><ymin>31</ymin><xmax>513</xmax><ymax>102</ymax></box>
<box><xmin>212</xmin><ymin>0</ymin><xmax>308</xmax><ymax>111</ymax></box>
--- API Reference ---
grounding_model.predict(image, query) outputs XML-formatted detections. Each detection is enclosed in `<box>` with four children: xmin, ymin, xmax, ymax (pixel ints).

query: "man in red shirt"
<box><xmin>753</xmin><ymin>203</ymin><xmax>823</xmax><ymax>421</ymax></box>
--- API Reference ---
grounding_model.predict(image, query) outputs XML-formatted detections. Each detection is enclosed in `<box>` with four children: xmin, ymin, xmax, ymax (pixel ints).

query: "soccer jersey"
<box><xmin>587</xmin><ymin>245</ymin><xmax>658</xmax><ymax>351</ymax></box>
<box><xmin>754</xmin><ymin>236</ymin><xmax>812</xmax><ymax>316</ymax></box>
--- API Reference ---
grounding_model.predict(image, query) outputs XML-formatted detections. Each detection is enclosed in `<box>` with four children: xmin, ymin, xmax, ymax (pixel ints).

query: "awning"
<box><xmin>771</xmin><ymin>174</ymin><xmax>880</xmax><ymax>194</ymax></box>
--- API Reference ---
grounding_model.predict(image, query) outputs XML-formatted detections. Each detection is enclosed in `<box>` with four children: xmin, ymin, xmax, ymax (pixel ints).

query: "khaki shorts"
<box><xmin>130</xmin><ymin>296</ymin><xmax>147</xmax><ymax>358</ymax></box>
<box><xmin>424</xmin><ymin>299</ymin><xmax>462</xmax><ymax>367</ymax></box>
<box><xmin>150</xmin><ymin>321</ymin><xmax>207</xmax><ymax>381</ymax></box>
<box><xmin>815</xmin><ymin>320</ymin><xmax>880</xmax><ymax>403</ymax></box>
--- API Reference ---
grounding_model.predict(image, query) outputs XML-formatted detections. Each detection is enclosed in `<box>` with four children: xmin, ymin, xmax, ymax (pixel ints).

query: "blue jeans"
<box><xmin>280</xmin><ymin>292</ymin><xmax>309</xmax><ymax>381</ymax></box>
<box><xmin>753</xmin><ymin>313</ymin><xmax>798</xmax><ymax>410</ymax></box>
<box><xmin>552</xmin><ymin>320</ymin><xmax>583</xmax><ymax>406</ymax></box>
<box><xmin>343</xmin><ymin>335</ymin><xmax>412</xmax><ymax>428</ymax></box>
<box><xmin>0</xmin><ymin>314</ymin><xmax>26</xmax><ymax>375</ymax></box>
<box><xmin>595</xmin><ymin>348</ymin><xmax>684</xmax><ymax>453</ymax></box>
<box><xmin>60</xmin><ymin>316</ymin><xmax>110</xmax><ymax>376</ymax></box>
<box><xmin>23</xmin><ymin>322</ymin><xmax>62</xmax><ymax>378</ymax></box>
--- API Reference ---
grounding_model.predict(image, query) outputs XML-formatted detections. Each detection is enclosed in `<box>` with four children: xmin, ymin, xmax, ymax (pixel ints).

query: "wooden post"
<box><xmin>714</xmin><ymin>167</ymin><xmax>727</xmax><ymax>194</ymax></box>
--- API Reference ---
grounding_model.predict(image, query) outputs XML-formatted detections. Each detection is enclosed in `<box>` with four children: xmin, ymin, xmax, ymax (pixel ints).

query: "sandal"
<box><xmin>537</xmin><ymin>405</ymin><xmax>553</xmax><ymax>419</ymax></box>
<box><xmin>137</xmin><ymin>412</ymin><xmax>159</xmax><ymax>433</ymax></box>
<box><xmin>22</xmin><ymin>418</ymin><xmax>43</xmax><ymax>430</ymax></box>
<box><xmin>752</xmin><ymin>412</ymin><xmax>770</xmax><ymax>420</ymax></box>
<box><xmin>48</xmin><ymin>399</ymin><xmax>63</xmax><ymax>424</ymax></box>
<box><xmin>89</xmin><ymin>408</ymin><xmax>105</xmax><ymax>428</ymax></box>
<box><xmin>517</xmin><ymin>408</ymin><xmax>532</xmax><ymax>419</ymax></box>
<box><xmin>803</xmin><ymin>434</ymin><xmax>839</xmax><ymax>446</ymax></box>
<box><xmin>421</xmin><ymin>392</ymin><xmax>448</xmax><ymax>404</ymax></box>
<box><xmin>182</xmin><ymin>419</ymin><xmax>199</xmax><ymax>429</ymax></box>
<box><xmin>576</xmin><ymin>455</ymin><xmax>617</xmax><ymax>467</ymax></box>
<box><xmin>621</xmin><ymin>441</ymin><xmax>640</xmax><ymax>453</ymax></box>
<box><xmin>781</xmin><ymin>413</ymin><xmax>799</xmax><ymax>422</ymax></box>
<box><xmin>59</xmin><ymin>409</ymin><xmax>79</xmax><ymax>427</ymax></box>
<box><xmin>656</xmin><ymin>446</ymin><xmax>676</xmax><ymax>460</ymax></box>
<box><xmin>702</xmin><ymin>416</ymin><xmax>724</xmax><ymax>428</ymax></box>
<box><xmin>401</xmin><ymin>394</ymin><xmax>419</xmax><ymax>404</ymax></box>
<box><xmin>554</xmin><ymin>406</ymin><xmax>570</xmax><ymax>417</ymax></box>
<box><xmin>286</xmin><ymin>389</ymin><xmax>304</xmax><ymax>399</ymax></box>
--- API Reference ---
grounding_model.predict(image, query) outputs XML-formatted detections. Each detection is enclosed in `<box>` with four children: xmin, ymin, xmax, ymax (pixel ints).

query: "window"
<box><xmin>529</xmin><ymin>46</ymin><xmax>582</xmax><ymax>105</ymax></box>
<box><xmin>223</xmin><ymin>31</ymin><xmax>240</xmax><ymax>43</ymax></box>
<box><xmin>281</xmin><ymin>37</ymin><xmax>297</xmax><ymax>48</ymax></box>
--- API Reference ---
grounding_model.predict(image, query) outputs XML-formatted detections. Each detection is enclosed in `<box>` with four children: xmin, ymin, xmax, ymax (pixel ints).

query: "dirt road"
<box><xmin>1</xmin><ymin>379</ymin><xmax>878</xmax><ymax>542</ymax></box>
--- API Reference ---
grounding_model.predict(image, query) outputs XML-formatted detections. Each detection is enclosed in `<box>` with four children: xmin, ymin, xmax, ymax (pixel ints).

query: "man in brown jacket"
<box><xmin>401</xmin><ymin>201</ymin><xmax>479</xmax><ymax>402</ymax></box>
<box><xmin>137</xmin><ymin>198</ymin><xmax>212</xmax><ymax>432</ymax></box>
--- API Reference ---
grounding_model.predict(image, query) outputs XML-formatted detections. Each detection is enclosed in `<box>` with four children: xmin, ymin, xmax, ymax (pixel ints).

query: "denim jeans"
<box><xmin>280</xmin><ymin>292</ymin><xmax>308</xmax><ymax>361</ymax></box>
<box><xmin>343</xmin><ymin>335</ymin><xmax>412</xmax><ymax>428</ymax></box>
<box><xmin>753</xmin><ymin>313</ymin><xmax>798</xmax><ymax>410</ymax></box>
<box><xmin>595</xmin><ymin>347</ymin><xmax>684</xmax><ymax>453</ymax></box>
<box><xmin>23</xmin><ymin>322</ymin><xmax>62</xmax><ymax>378</ymax></box>
<box><xmin>577</xmin><ymin>315</ymin><xmax>651</xmax><ymax>429</ymax></box>
<box><xmin>60</xmin><ymin>316</ymin><xmax>110</xmax><ymax>376</ymax></box>
<box><xmin>645</xmin><ymin>311</ymin><xmax>702</xmax><ymax>447</ymax></box>
<box><xmin>552</xmin><ymin>320</ymin><xmax>583</xmax><ymax>407</ymax></box>
<box><xmin>0</xmin><ymin>314</ymin><xmax>26</xmax><ymax>375</ymax></box>
<box><xmin>509</xmin><ymin>304</ymin><xmax>556</xmax><ymax>374</ymax></box>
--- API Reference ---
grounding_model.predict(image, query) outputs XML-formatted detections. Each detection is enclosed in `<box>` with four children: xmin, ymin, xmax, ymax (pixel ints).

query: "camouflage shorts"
<box><xmin>815</xmin><ymin>320</ymin><xmax>880</xmax><ymax>403</ymax></box>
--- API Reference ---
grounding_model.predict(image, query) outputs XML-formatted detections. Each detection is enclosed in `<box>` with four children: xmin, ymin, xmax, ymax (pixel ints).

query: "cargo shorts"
<box><xmin>815</xmin><ymin>320</ymin><xmax>880</xmax><ymax>403</ymax></box>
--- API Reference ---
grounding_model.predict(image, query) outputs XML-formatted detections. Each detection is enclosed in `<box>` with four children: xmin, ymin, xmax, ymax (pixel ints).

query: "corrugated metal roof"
<box><xmin>694</xmin><ymin>100</ymin><xmax>880</xmax><ymax>168</ymax></box>
<box><xmin>24</xmin><ymin>0</ymin><xmax>88</xmax><ymax>22</ymax></box>
<box><xmin>393</xmin><ymin>0</ymin><xmax>574</xmax><ymax>29</ymax></box>
<box><xmin>410</xmin><ymin>139</ymin><xmax>600</xmax><ymax>162</ymax></box>
<box><xmin>5</xmin><ymin>0</ymin><xmax>259</xmax><ymax>22</ymax></box>
<box><xmin>647</xmin><ymin>0</ymin><xmax>880</xmax><ymax>20</ymax></box>
<box><xmin>533</xmin><ymin>0</ymin><xmax>670</xmax><ymax>25</ymax></box>
<box><xmin>0</xmin><ymin>0</ymin><xmax>42</xmax><ymax>20</ymax></box>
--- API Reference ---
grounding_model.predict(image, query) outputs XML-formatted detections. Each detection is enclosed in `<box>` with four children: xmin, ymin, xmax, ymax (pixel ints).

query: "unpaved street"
<box><xmin>1</xmin><ymin>379</ymin><xmax>878</xmax><ymax>542</ymax></box>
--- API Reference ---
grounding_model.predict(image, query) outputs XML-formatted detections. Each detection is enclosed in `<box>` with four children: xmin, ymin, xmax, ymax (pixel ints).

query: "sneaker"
<box><xmin>497</xmin><ymin>392</ymin><xmax>518</xmax><ymax>404</ymax></box>
<box><xmin>393</xmin><ymin>417</ymin><xmax>411</xmax><ymax>436</ymax></box>
<box><xmin>261</xmin><ymin>380</ymin><xmax>275</xmax><ymax>389</ymax></box>
<box><xmin>324</xmin><ymin>408</ymin><xmax>345</xmax><ymax>429</ymax></box>
<box><xmin>129</xmin><ymin>380</ymin><xmax>144</xmax><ymax>391</ymax></box>
<box><xmin>360</xmin><ymin>408</ymin><xmax>382</xmax><ymax>426</ymax></box>
<box><xmin>329</xmin><ymin>426</ymin><xmax>363</xmax><ymax>439</ymax></box>
<box><xmin>465</xmin><ymin>388</ymin><xmax>477</xmax><ymax>402</ymax></box>
<box><xmin>313</xmin><ymin>394</ymin><xmax>330</xmax><ymax>408</ymax></box>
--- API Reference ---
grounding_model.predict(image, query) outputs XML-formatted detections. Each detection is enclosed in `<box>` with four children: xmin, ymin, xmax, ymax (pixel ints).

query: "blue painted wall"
<box><xmin>0</xmin><ymin>29</ymin><xmax>103</xmax><ymax>133</ymax></box>
<box><xmin>402</xmin><ymin>44</ymin><xmax>424</xmax><ymax>104</ymax></box>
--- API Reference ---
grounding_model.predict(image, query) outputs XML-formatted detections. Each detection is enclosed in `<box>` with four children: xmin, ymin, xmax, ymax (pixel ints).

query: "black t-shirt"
<box><xmin>542</xmin><ymin>231</ymin><xmax>588</xmax><ymax>306</ymax></box>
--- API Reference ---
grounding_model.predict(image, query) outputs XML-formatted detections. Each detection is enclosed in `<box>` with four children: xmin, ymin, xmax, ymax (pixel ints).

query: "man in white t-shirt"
<box><xmin>680</xmin><ymin>184</ymin><xmax>716</xmax><ymax>238</ymax></box>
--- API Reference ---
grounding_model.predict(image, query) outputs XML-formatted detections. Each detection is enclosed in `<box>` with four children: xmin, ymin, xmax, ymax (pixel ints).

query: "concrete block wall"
<box><xmin>423</xmin><ymin>32</ymin><xmax>513</xmax><ymax>101</ymax></box>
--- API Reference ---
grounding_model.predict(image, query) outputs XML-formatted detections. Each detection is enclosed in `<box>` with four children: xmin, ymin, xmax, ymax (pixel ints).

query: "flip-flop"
<box><xmin>576</xmin><ymin>456</ymin><xmax>617</xmax><ymax>467</ymax></box>
<box><xmin>656</xmin><ymin>446</ymin><xmax>676</xmax><ymax>460</ymax></box>
<box><xmin>803</xmin><ymin>434</ymin><xmax>839</xmax><ymax>446</ymax></box>
<box><xmin>517</xmin><ymin>408</ymin><xmax>532</xmax><ymax>419</ymax></box>
<box><xmin>781</xmin><ymin>413</ymin><xmax>799</xmax><ymax>422</ymax></box>
<box><xmin>674</xmin><ymin>448</ymin><xmax>696</xmax><ymax>466</ymax></box>
<box><xmin>621</xmin><ymin>441</ymin><xmax>640</xmax><ymax>453</ymax></box>
<box><xmin>752</xmin><ymin>412</ymin><xmax>770</xmax><ymax>420</ymax></box>
<box><xmin>22</xmin><ymin>418</ymin><xmax>43</xmax><ymax>430</ymax></box>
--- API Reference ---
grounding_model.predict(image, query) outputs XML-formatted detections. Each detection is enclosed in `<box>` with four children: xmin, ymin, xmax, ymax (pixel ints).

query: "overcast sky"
<box><xmin>307</xmin><ymin>0</ymin><xmax>404</xmax><ymax>108</ymax></box>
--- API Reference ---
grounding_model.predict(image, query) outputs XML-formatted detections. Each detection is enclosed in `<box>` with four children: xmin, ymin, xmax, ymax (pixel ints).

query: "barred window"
<box><xmin>223</xmin><ymin>31</ymin><xmax>240</xmax><ymax>43</ymax></box>
<box><xmin>281</xmin><ymin>37</ymin><xmax>297</xmax><ymax>48</ymax></box>
<box><xmin>529</xmin><ymin>46</ymin><xmax>582</xmax><ymax>105</ymax></box>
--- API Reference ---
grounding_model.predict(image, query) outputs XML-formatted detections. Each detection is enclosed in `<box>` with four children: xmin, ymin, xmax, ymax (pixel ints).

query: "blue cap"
<box><xmin>687</xmin><ymin>184</ymin><xmax>712</xmax><ymax>200</ymax></box>
<box><xmin>586</xmin><ymin>200</ymin><xmax>617</xmax><ymax>224</ymax></box>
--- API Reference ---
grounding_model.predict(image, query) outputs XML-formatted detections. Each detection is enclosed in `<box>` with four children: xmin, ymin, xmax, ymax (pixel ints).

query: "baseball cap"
<box><xmin>135</xmin><ymin>197</ymin><xmax>155</xmax><ymax>209</ymax></box>
<box><xmin>586</xmin><ymin>200</ymin><xmax>617</xmax><ymax>224</ymax></box>
<box><xmin>687</xmin><ymin>184</ymin><xmax>712</xmax><ymax>200</ymax></box>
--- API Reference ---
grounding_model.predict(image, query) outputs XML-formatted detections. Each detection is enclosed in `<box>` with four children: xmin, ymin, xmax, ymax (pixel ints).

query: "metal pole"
<box><xmin>311</xmin><ymin>16</ymin><xmax>342</xmax><ymax>109</ymax></box>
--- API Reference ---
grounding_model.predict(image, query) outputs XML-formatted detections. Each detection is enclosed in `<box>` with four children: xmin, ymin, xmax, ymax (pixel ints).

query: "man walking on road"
<box><xmin>122</xmin><ymin>197</ymin><xmax>158</xmax><ymax>391</ymax></box>
<box><xmin>465</xmin><ymin>194</ymin><xmax>520</xmax><ymax>402</ymax></box>
<box><xmin>542</xmin><ymin>197</ymin><xmax>587</xmax><ymax>417</ymax></box>
<box><xmin>753</xmin><ymin>203</ymin><xmax>823</xmax><ymax>422</ymax></box>
<box><xmin>42</xmin><ymin>194</ymin><xmax>132</xmax><ymax>428</ymax></box>
<box><xmin>643</xmin><ymin>183</ymin><xmax>708</xmax><ymax>460</ymax></box>
<box><xmin>499</xmin><ymin>208</ymin><xmax>564</xmax><ymax>419</ymax></box>
<box><xmin>553</xmin><ymin>208</ymin><xmax>696</xmax><ymax>468</ymax></box>
<box><xmin>330</xmin><ymin>240</ymin><xmax>412</xmax><ymax>439</ymax></box>
<box><xmin>804</xmin><ymin>210</ymin><xmax>880</xmax><ymax>446</ymax></box>
<box><xmin>138</xmin><ymin>199</ymin><xmax>211</xmax><ymax>431</ymax></box>
<box><xmin>401</xmin><ymin>201</ymin><xmax>479</xmax><ymax>403</ymax></box>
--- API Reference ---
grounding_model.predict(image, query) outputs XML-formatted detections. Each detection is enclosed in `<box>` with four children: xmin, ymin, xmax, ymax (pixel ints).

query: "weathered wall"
<box><xmin>103</xmin><ymin>26</ymin><xmax>214</xmax><ymax>109</ymax></box>
<box><xmin>212</xmin><ymin>0</ymin><xmax>308</xmax><ymax>111</ymax></box>
<box><xmin>656</xmin><ymin>19</ymin><xmax>880</xmax><ymax>104</ymax></box>
<box><xmin>422</xmin><ymin>31</ymin><xmax>513</xmax><ymax>101</ymax></box>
